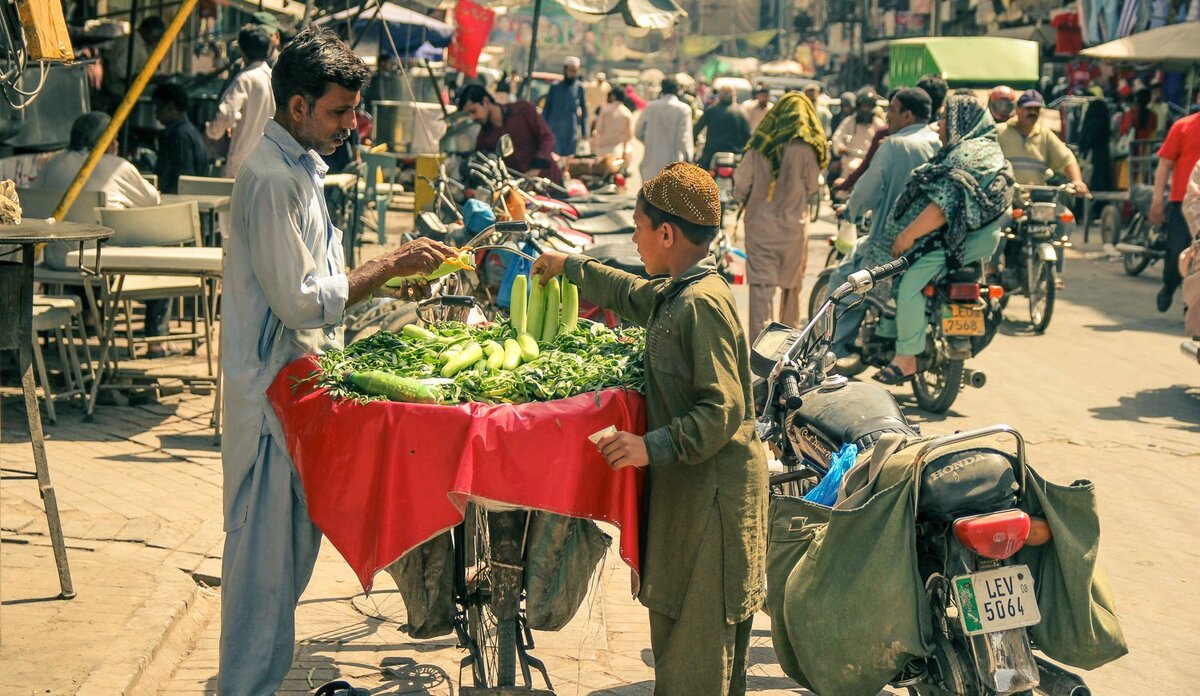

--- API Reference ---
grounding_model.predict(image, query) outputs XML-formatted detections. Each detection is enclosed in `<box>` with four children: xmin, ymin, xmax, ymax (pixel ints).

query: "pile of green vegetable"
<box><xmin>307</xmin><ymin>274</ymin><xmax>645</xmax><ymax>405</ymax></box>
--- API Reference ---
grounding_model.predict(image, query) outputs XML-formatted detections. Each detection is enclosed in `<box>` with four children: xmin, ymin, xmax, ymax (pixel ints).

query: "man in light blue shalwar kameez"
<box><xmin>219</xmin><ymin>26</ymin><xmax>455</xmax><ymax>695</ymax></box>
<box><xmin>827</xmin><ymin>89</ymin><xmax>942</xmax><ymax>358</ymax></box>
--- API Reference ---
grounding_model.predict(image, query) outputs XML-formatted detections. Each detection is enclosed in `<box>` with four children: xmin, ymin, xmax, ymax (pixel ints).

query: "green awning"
<box><xmin>889</xmin><ymin>37</ymin><xmax>1040</xmax><ymax>89</ymax></box>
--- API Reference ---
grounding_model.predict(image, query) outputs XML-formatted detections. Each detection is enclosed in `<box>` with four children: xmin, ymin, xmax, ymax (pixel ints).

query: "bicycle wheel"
<box><xmin>461</xmin><ymin>504</ymin><xmax>511</xmax><ymax>689</ymax></box>
<box><xmin>1121</xmin><ymin>215</ymin><xmax>1153</xmax><ymax>276</ymax></box>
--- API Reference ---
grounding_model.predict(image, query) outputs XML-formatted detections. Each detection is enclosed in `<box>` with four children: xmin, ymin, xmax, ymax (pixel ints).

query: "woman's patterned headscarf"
<box><xmin>890</xmin><ymin>93</ymin><xmax>1015</xmax><ymax>269</ymax></box>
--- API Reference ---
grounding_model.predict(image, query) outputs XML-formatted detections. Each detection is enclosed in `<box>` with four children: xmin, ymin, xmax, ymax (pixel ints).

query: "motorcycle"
<box><xmin>807</xmin><ymin>250</ymin><xmax>1003</xmax><ymax>414</ymax></box>
<box><xmin>753</xmin><ymin>259</ymin><xmax>1093</xmax><ymax>696</ymax></box>
<box><xmin>708</xmin><ymin>151</ymin><xmax>739</xmax><ymax>228</ymax></box>
<box><xmin>1115</xmin><ymin>184</ymin><xmax>1168</xmax><ymax>277</ymax></box>
<box><xmin>999</xmin><ymin>184</ymin><xmax>1074</xmax><ymax>332</ymax></box>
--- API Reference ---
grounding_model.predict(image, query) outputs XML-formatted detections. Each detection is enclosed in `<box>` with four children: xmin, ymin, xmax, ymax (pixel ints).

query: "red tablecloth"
<box><xmin>267</xmin><ymin>356</ymin><xmax>648</xmax><ymax>592</ymax></box>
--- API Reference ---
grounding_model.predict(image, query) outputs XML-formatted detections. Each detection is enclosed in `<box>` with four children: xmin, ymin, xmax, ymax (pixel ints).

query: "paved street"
<box><xmin>2</xmin><ymin>213</ymin><xmax>1198</xmax><ymax>695</ymax></box>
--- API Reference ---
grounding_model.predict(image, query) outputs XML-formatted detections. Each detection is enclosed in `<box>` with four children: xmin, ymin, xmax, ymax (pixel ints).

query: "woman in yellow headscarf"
<box><xmin>735</xmin><ymin>90</ymin><xmax>828</xmax><ymax>338</ymax></box>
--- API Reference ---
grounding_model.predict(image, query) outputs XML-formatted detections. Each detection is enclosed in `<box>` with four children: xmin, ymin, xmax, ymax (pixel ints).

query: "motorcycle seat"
<box><xmin>567</xmin><ymin>211</ymin><xmax>636</xmax><ymax>236</ymax></box>
<box><xmin>582</xmin><ymin>242</ymin><xmax>649</xmax><ymax>278</ymax></box>
<box><xmin>791</xmin><ymin>381</ymin><xmax>916</xmax><ymax>453</ymax></box>
<box><xmin>570</xmin><ymin>200</ymin><xmax>633</xmax><ymax>218</ymax></box>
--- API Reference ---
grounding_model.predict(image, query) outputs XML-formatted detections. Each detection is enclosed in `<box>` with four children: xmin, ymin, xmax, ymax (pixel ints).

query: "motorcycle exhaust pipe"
<box><xmin>1034</xmin><ymin>657</ymin><xmax>1091</xmax><ymax>696</ymax></box>
<box><xmin>1114</xmin><ymin>243</ymin><xmax>1149</xmax><ymax>255</ymax></box>
<box><xmin>963</xmin><ymin>369</ymin><xmax>987</xmax><ymax>389</ymax></box>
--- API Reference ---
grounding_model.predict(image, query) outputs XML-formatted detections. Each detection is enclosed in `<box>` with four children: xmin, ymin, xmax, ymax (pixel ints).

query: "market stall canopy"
<box><xmin>320</xmin><ymin>0</ymin><xmax>454</xmax><ymax>54</ymax></box>
<box><xmin>556</xmin><ymin>0</ymin><xmax>687</xmax><ymax>30</ymax></box>
<box><xmin>1080</xmin><ymin>21</ymin><xmax>1200</xmax><ymax>68</ymax></box>
<box><xmin>758</xmin><ymin>59</ymin><xmax>807</xmax><ymax>76</ymax></box>
<box><xmin>681</xmin><ymin>28</ymin><xmax>777</xmax><ymax>57</ymax></box>
<box><xmin>889</xmin><ymin>37</ymin><xmax>1040</xmax><ymax>89</ymax></box>
<box><xmin>227</xmin><ymin>0</ymin><xmax>305</xmax><ymax>20</ymax></box>
<box><xmin>992</xmin><ymin>23</ymin><xmax>1055</xmax><ymax>47</ymax></box>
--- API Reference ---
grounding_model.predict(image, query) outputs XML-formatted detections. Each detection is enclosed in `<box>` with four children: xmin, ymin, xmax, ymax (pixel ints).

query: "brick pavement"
<box><xmin>161</xmin><ymin>534</ymin><xmax>816</xmax><ymax>696</ymax></box>
<box><xmin>1</xmin><ymin>387</ymin><xmax>224</xmax><ymax>696</ymax></box>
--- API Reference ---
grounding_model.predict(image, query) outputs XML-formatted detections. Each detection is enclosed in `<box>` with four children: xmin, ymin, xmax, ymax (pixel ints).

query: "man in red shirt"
<box><xmin>458</xmin><ymin>84</ymin><xmax>564</xmax><ymax>185</ymax></box>
<box><xmin>1150</xmin><ymin>111</ymin><xmax>1200</xmax><ymax>312</ymax></box>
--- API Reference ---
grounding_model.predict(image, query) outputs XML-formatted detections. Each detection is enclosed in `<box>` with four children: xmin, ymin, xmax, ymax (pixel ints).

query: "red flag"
<box><xmin>448</xmin><ymin>0</ymin><xmax>495</xmax><ymax>79</ymax></box>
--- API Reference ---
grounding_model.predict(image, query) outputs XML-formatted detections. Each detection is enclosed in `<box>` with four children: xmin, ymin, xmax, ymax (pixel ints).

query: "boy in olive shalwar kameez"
<box><xmin>533</xmin><ymin>163</ymin><xmax>769</xmax><ymax>696</ymax></box>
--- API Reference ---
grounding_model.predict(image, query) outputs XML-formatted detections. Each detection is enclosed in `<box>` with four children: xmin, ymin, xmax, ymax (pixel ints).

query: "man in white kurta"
<box><xmin>219</xmin><ymin>27</ymin><xmax>454</xmax><ymax>695</ymax></box>
<box><xmin>207</xmin><ymin>25</ymin><xmax>276</xmax><ymax>178</ymax></box>
<box><xmin>636</xmin><ymin>78</ymin><xmax>695</xmax><ymax>183</ymax></box>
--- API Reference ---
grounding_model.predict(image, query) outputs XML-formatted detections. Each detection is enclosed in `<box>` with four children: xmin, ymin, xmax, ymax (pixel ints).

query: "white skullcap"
<box><xmin>564</xmin><ymin>56</ymin><xmax>581</xmax><ymax>68</ymax></box>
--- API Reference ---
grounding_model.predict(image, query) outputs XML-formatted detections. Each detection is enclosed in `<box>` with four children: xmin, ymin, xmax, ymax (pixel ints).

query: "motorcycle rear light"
<box><xmin>954</xmin><ymin>509</ymin><xmax>1031</xmax><ymax>560</ymax></box>
<box><xmin>922</xmin><ymin>284</ymin><xmax>935</xmax><ymax>298</ymax></box>
<box><xmin>987</xmin><ymin>285</ymin><xmax>1005</xmax><ymax>299</ymax></box>
<box><xmin>949</xmin><ymin>283</ymin><xmax>981</xmax><ymax>300</ymax></box>
<box><xmin>1011</xmin><ymin>209</ymin><xmax>1025</xmax><ymax>220</ymax></box>
<box><xmin>716</xmin><ymin>166</ymin><xmax>735</xmax><ymax>177</ymax></box>
<box><xmin>1059</xmin><ymin>211</ymin><xmax>1075</xmax><ymax>223</ymax></box>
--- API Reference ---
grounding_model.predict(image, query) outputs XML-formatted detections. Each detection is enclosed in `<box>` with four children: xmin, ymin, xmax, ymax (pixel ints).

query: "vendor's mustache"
<box><xmin>335</xmin><ymin>128</ymin><xmax>352</xmax><ymax>140</ymax></box>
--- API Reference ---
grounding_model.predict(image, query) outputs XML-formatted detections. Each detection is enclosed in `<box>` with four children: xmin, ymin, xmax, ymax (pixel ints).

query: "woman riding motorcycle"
<box><xmin>876</xmin><ymin>94</ymin><xmax>1016</xmax><ymax>385</ymax></box>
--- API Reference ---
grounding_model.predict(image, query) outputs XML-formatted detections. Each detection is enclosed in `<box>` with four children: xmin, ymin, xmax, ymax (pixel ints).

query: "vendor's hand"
<box><xmin>386</xmin><ymin>237</ymin><xmax>458</xmax><ymax>279</ymax></box>
<box><xmin>597</xmin><ymin>432</ymin><xmax>650</xmax><ymax>470</ymax></box>
<box><xmin>531</xmin><ymin>251</ymin><xmax>568</xmax><ymax>284</ymax></box>
<box><xmin>1150</xmin><ymin>199</ymin><xmax>1166</xmax><ymax>227</ymax></box>
<box><xmin>527</xmin><ymin>168</ymin><xmax>543</xmax><ymax>178</ymax></box>
<box><xmin>892</xmin><ymin>231</ymin><xmax>917</xmax><ymax>257</ymax></box>
<box><xmin>379</xmin><ymin>278</ymin><xmax>432</xmax><ymax>301</ymax></box>
<box><xmin>1071</xmin><ymin>180</ymin><xmax>1091</xmax><ymax>197</ymax></box>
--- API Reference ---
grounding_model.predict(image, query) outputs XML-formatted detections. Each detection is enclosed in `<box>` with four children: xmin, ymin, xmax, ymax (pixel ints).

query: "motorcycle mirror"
<box><xmin>498</xmin><ymin>134</ymin><xmax>515</xmax><ymax>158</ymax></box>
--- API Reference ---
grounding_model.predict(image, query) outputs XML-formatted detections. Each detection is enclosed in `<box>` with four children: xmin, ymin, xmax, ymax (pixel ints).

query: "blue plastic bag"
<box><xmin>461</xmin><ymin>199</ymin><xmax>495</xmax><ymax>235</ymax></box>
<box><xmin>496</xmin><ymin>243</ymin><xmax>537</xmax><ymax>310</ymax></box>
<box><xmin>803</xmin><ymin>443</ymin><xmax>859</xmax><ymax>507</ymax></box>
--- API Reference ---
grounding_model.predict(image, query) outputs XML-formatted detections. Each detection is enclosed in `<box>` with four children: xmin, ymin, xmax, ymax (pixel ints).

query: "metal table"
<box><xmin>1</xmin><ymin>220</ymin><xmax>113</xmax><ymax>600</ymax></box>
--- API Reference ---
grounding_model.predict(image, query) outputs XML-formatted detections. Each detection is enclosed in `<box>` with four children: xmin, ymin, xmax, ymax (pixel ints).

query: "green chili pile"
<box><xmin>307</xmin><ymin>320</ymin><xmax>645</xmax><ymax>405</ymax></box>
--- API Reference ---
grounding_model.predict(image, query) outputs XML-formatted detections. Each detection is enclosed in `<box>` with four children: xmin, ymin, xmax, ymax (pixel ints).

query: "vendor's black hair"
<box><xmin>893</xmin><ymin>87</ymin><xmax>932</xmax><ymax>122</ymax></box>
<box><xmin>916</xmin><ymin>73</ymin><xmax>948</xmax><ymax>116</ymax></box>
<box><xmin>238</xmin><ymin>24</ymin><xmax>272</xmax><ymax>63</ymax></box>
<box><xmin>152</xmin><ymin>82</ymin><xmax>190</xmax><ymax>113</ymax></box>
<box><xmin>271</xmin><ymin>26</ymin><xmax>370</xmax><ymax>111</ymax></box>
<box><xmin>69</xmin><ymin>111</ymin><xmax>110</xmax><ymax>152</ymax></box>
<box><xmin>660</xmin><ymin>77</ymin><xmax>679</xmax><ymax>96</ymax></box>
<box><xmin>636</xmin><ymin>191</ymin><xmax>718</xmax><ymax>246</ymax></box>
<box><xmin>456</xmin><ymin>83</ymin><xmax>496</xmax><ymax>110</ymax></box>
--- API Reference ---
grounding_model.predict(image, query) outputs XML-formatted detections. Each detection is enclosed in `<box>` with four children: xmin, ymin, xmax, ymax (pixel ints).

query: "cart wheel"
<box><xmin>1099</xmin><ymin>204</ymin><xmax>1122</xmax><ymax>246</ymax></box>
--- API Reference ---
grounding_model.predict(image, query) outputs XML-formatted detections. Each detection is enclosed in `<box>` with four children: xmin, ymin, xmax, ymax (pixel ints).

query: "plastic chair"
<box><xmin>177</xmin><ymin>175</ymin><xmax>235</xmax><ymax>197</ymax></box>
<box><xmin>96</xmin><ymin>201</ymin><xmax>212</xmax><ymax>359</ymax></box>
<box><xmin>30</xmin><ymin>296</ymin><xmax>91</xmax><ymax>423</ymax></box>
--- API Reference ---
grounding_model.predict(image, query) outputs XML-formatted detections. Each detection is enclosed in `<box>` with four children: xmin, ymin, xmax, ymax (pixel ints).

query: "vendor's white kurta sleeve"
<box><xmin>240</xmin><ymin>171</ymin><xmax>349</xmax><ymax>330</ymax></box>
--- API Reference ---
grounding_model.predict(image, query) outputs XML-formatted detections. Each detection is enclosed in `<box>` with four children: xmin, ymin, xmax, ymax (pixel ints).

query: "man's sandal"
<box><xmin>872</xmin><ymin>364</ymin><xmax>915</xmax><ymax>386</ymax></box>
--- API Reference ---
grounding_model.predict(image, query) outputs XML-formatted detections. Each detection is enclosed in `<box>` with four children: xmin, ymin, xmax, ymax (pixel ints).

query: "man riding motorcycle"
<box><xmin>829</xmin><ymin>88</ymin><xmax>886</xmax><ymax>188</ymax></box>
<box><xmin>995</xmin><ymin>89</ymin><xmax>1090</xmax><ymax>281</ymax></box>
<box><xmin>828</xmin><ymin>88</ymin><xmax>942</xmax><ymax>358</ymax></box>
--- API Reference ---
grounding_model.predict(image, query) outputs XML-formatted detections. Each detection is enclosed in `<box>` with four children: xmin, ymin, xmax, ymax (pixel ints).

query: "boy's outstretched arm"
<box><xmin>532</xmin><ymin>251</ymin><xmax>661</xmax><ymax>327</ymax></box>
